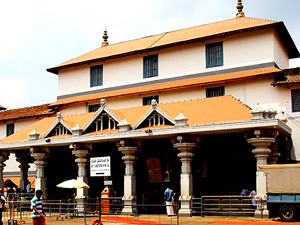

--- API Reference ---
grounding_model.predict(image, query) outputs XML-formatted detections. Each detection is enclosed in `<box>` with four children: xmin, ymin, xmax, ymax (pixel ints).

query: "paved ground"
<box><xmin>8</xmin><ymin>215</ymin><xmax>300</xmax><ymax>225</ymax></box>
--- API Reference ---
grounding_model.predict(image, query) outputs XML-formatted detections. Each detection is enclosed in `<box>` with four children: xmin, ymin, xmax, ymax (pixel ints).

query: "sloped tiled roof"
<box><xmin>271</xmin><ymin>67</ymin><xmax>300</xmax><ymax>86</ymax></box>
<box><xmin>0</xmin><ymin>113</ymin><xmax>95</xmax><ymax>143</ymax></box>
<box><xmin>47</xmin><ymin>17</ymin><xmax>299</xmax><ymax>74</ymax></box>
<box><xmin>0</xmin><ymin>104</ymin><xmax>55</xmax><ymax>122</ymax></box>
<box><xmin>0</xmin><ymin>95</ymin><xmax>252</xmax><ymax>143</ymax></box>
<box><xmin>49</xmin><ymin>67</ymin><xmax>281</xmax><ymax>108</ymax></box>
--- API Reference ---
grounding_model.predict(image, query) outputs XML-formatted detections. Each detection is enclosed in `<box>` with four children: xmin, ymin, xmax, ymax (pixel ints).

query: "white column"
<box><xmin>248</xmin><ymin>136</ymin><xmax>274</xmax><ymax>218</ymax></box>
<box><xmin>118</xmin><ymin>141</ymin><xmax>139</xmax><ymax>214</ymax></box>
<box><xmin>72</xmin><ymin>148</ymin><xmax>91</xmax><ymax>200</ymax></box>
<box><xmin>0</xmin><ymin>151</ymin><xmax>9</xmax><ymax>191</ymax></box>
<box><xmin>173</xmin><ymin>140</ymin><xmax>197</xmax><ymax>217</ymax></box>
<box><xmin>31</xmin><ymin>147</ymin><xmax>49</xmax><ymax>197</ymax></box>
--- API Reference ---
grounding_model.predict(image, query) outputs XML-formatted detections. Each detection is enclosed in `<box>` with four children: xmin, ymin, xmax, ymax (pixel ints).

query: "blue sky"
<box><xmin>1</xmin><ymin>0</ymin><xmax>300</xmax><ymax>109</ymax></box>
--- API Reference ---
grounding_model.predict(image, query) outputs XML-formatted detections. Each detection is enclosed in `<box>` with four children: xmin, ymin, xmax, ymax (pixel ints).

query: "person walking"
<box><xmin>0</xmin><ymin>190</ymin><xmax>5</xmax><ymax>225</ymax></box>
<box><xmin>31</xmin><ymin>190</ymin><xmax>46</xmax><ymax>225</ymax></box>
<box><xmin>164</xmin><ymin>184</ymin><xmax>174</xmax><ymax>217</ymax></box>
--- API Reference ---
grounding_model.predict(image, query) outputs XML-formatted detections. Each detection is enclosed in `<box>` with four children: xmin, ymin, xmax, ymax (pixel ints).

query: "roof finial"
<box><xmin>236</xmin><ymin>0</ymin><xmax>245</xmax><ymax>17</ymax></box>
<box><xmin>102</xmin><ymin>28</ymin><xmax>109</xmax><ymax>47</ymax></box>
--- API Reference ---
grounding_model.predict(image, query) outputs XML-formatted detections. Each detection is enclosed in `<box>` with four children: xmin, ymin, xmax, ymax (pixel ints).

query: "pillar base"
<box><xmin>178</xmin><ymin>196</ymin><xmax>192</xmax><ymax>217</ymax></box>
<box><xmin>254</xmin><ymin>209</ymin><xmax>269</xmax><ymax>218</ymax></box>
<box><xmin>121</xmin><ymin>197</ymin><xmax>135</xmax><ymax>214</ymax></box>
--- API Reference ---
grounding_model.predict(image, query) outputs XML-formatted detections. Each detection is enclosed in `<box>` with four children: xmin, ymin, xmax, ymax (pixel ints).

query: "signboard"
<box><xmin>104</xmin><ymin>180</ymin><xmax>113</xmax><ymax>186</ymax></box>
<box><xmin>90</xmin><ymin>156</ymin><xmax>111</xmax><ymax>177</ymax></box>
<box><xmin>147</xmin><ymin>158</ymin><xmax>163</xmax><ymax>182</ymax></box>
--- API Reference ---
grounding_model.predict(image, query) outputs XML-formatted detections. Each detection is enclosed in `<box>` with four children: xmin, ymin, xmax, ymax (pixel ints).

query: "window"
<box><xmin>143</xmin><ymin>96</ymin><xmax>159</xmax><ymax>106</ymax></box>
<box><xmin>143</xmin><ymin>54</ymin><xmax>158</xmax><ymax>78</ymax></box>
<box><xmin>88</xmin><ymin>104</ymin><xmax>100</xmax><ymax>112</ymax></box>
<box><xmin>292</xmin><ymin>89</ymin><xmax>300</xmax><ymax>112</ymax></box>
<box><xmin>206</xmin><ymin>86</ymin><xmax>225</xmax><ymax>98</ymax></box>
<box><xmin>6</xmin><ymin>123</ymin><xmax>14</xmax><ymax>137</ymax></box>
<box><xmin>206</xmin><ymin>42</ymin><xmax>223</xmax><ymax>68</ymax></box>
<box><xmin>90</xmin><ymin>65</ymin><xmax>103</xmax><ymax>87</ymax></box>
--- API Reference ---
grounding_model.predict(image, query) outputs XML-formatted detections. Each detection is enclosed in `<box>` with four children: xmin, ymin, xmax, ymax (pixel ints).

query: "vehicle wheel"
<box><xmin>280</xmin><ymin>205</ymin><xmax>297</xmax><ymax>222</ymax></box>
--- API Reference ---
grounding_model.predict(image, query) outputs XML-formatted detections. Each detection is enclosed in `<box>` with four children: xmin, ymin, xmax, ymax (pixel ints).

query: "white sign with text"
<box><xmin>90</xmin><ymin>156</ymin><xmax>111</xmax><ymax>177</ymax></box>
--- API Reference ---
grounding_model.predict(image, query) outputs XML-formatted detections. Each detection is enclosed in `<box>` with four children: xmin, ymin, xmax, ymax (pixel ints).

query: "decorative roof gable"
<box><xmin>133</xmin><ymin>99</ymin><xmax>175</xmax><ymax>130</ymax></box>
<box><xmin>44</xmin><ymin>112</ymin><xmax>73</xmax><ymax>138</ymax></box>
<box><xmin>83</xmin><ymin>99</ymin><xmax>123</xmax><ymax>133</ymax></box>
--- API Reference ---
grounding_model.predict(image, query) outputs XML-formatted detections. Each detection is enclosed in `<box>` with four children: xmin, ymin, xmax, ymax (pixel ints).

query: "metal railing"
<box><xmin>192</xmin><ymin>195</ymin><xmax>262</xmax><ymax>217</ymax></box>
<box><xmin>2</xmin><ymin>198</ymin><xmax>179</xmax><ymax>225</ymax></box>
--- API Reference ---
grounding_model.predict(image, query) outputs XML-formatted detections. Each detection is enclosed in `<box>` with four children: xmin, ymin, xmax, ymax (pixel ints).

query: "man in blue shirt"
<box><xmin>164</xmin><ymin>185</ymin><xmax>174</xmax><ymax>216</ymax></box>
<box><xmin>31</xmin><ymin>190</ymin><xmax>46</xmax><ymax>225</ymax></box>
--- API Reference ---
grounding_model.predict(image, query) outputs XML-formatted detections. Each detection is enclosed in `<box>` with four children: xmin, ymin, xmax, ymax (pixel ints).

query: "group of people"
<box><xmin>0</xmin><ymin>189</ymin><xmax>46</xmax><ymax>225</ymax></box>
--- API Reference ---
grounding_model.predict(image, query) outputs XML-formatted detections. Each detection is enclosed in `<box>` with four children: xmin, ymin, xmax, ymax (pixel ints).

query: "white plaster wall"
<box><xmin>57</xmin><ymin>28</ymin><xmax>288</xmax><ymax>97</ymax></box>
<box><xmin>224</xmin><ymin>29</ymin><xmax>273</xmax><ymax>67</ymax></box>
<box><xmin>273</xmin><ymin>30</ymin><xmax>289</xmax><ymax>69</ymax></box>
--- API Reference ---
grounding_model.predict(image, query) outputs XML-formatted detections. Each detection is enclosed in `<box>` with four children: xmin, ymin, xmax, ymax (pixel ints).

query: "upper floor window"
<box><xmin>144</xmin><ymin>54</ymin><xmax>158</xmax><ymax>78</ymax></box>
<box><xmin>206</xmin><ymin>86</ymin><xmax>225</xmax><ymax>98</ymax></box>
<box><xmin>292</xmin><ymin>89</ymin><xmax>300</xmax><ymax>112</ymax></box>
<box><xmin>90</xmin><ymin>65</ymin><xmax>103</xmax><ymax>87</ymax></box>
<box><xmin>143</xmin><ymin>96</ymin><xmax>159</xmax><ymax>106</ymax></box>
<box><xmin>88</xmin><ymin>104</ymin><xmax>100</xmax><ymax>112</ymax></box>
<box><xmin>6</xmin><ymin>123</ymin><xmax>14</xmax><ymax>137</ymax></box>
<box><xmin>206</xmin><ymin>42</ymin><xmax>223</xmax><ymax>68</ymax></box>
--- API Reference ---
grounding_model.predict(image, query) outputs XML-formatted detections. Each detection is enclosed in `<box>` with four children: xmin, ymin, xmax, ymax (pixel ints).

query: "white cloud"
<box><xmin>0</xmin><ymin>77</ymin><xmax>30</xmax><ymax>109</ymax></box>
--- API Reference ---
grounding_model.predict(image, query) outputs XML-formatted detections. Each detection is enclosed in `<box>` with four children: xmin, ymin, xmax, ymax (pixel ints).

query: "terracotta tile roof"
<box><xmin>47</xmin><ymin>17</ymin><xmax>299</xmax><ymax>74</ymax></box>
<box><xmin>0</xmin><ymin>112</ymin><xmax>94</xmax><ymax>143</ymax></box>
<box><xmin>49</xmin><ymin>67</ymin><xmax>281</xmax><ymax>108</ymax></box>
<box><xmin>271</xmin><ymin>67</ymin><xmax>300</xmax><ymax>86</ymax></box>
<box><xmin>0</xmin><ymin>104</ymin><xmax>55</xmax><ymax>122</ymax></box>
<box><xmin>0</xmin><ymin>95</ymin><xmax>252</xmax><ymax>143</ymax></box>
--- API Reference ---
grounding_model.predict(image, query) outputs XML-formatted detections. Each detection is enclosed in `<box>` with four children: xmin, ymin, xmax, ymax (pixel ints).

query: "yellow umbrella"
<box><xmin>56</xmin><ymin>179</ymin><xmax>90</xmax><ymax>189</ymax></box>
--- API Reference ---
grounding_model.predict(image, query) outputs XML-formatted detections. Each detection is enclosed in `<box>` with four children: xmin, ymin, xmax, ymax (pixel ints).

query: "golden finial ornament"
<box><xmin>102</xmin><ymin>28</ymin><xmax>109</xmax><ymax>47</ymax></box>
<box><xmin>236</xmin><ymin>0</ymin><xmax>245</xmax><ymax>17</ymax></box>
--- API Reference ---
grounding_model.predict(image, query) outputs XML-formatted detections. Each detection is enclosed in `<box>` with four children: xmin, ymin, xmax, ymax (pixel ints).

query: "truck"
<box><xmin>259</xmin><ymin>164</ymin><xmax>300</xmax><ymax>222</ymax></box>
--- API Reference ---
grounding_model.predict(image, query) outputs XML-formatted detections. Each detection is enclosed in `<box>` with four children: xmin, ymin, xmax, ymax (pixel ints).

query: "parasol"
<box><xmin>56</xmin><ymin>179</ymin><xmax>90</xmax><ymax>189</ymax></box>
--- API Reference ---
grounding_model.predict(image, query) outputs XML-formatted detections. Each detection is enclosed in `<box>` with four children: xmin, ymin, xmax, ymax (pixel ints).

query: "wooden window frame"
<box><xmin>206</xmin><ymin>42</ymin><xmax>223</xmax><ymax>68</ymax></box>
<box><xmin>143</xmin><ymin>54</ymin><xmax>158</xmax><ymax>78</ymax></box>
<box><xmin>90</xmin><ymin>65</ymin><xmax>103</xmax><ymax>87</ymax></box>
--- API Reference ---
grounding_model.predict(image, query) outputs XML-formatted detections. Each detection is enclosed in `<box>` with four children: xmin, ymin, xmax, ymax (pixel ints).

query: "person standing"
<box><xmin>31</xmin><ymin>190</ymin><xmax>46</xmax><ymax>225</ymax></box>
<box><xmin>0</xmin><ymin>190</ymin><xmax>5</xmax><ymax>225</ymax></box>
<box><xmin>164</xmin><ymin>185</ymin><xmax>174</xmax><ymax>217</ymax></box>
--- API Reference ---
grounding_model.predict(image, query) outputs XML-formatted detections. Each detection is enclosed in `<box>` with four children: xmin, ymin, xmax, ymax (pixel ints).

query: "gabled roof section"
<box><xmin>0</xmin><ymin>105</ymin><xmax>6</xmax><ymax>111</ymax></box>
<box><xmin>47</xmin><ymin>16</ymin><xmax>299</xmax><ymax>74</ymax></box>
<box><xmin>132</xmin><ymin>100</ymin><xmax>175</xmax><ymax>130</ymax></box>
<box><xmin>49</xmin><ymin>66</ymin><xmax>281</xmax><ymax>108</ymax></box>
<box><xmin>44</xmin><ymin>112</ymin><xmax>73</xmax><ymax>138</ymax></box>
<box><xmin>83</xmin><ymin>99</ymin><xmax>123</xmax><ymax>132</ymax></box>
<box><xmin>0</xmin><ymin>104</ymin><xmax>55</xmax><ymax>122</ymax></box>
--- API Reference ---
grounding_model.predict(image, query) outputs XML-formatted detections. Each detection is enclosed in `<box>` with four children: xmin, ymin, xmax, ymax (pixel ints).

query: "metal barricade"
<box><xmin>192</xmin><ymin>195</ymin><xmax>262</xmax><ymax>217</ymax></box>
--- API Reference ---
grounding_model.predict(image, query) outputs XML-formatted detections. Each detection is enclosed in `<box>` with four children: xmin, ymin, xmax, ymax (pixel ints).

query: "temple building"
<box><xmin>0</xmin><ymin>0</ymin><xmax>299</xmax><ymax>217</ymax></box>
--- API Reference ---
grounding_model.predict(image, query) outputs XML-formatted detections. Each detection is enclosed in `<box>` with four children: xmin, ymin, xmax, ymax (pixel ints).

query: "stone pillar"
<box><xmin>247</xmin><ymin>130</ymin><xmax>275</xmax><ymax>218</ymax></box>
<box><xmin>268</xmin><ymin>143</ymin><xmax>280</xmax><ymax>165</ymax></box>
<box><xmin>173</xmin><ymin>136</ymin><xmax>198</xmax><ymax>217</ymax></box>
<box><xmin>71</xmin><ymin>144</ymin><xmax>91</xmax><ymax>207</ymax></box>
<box><xmin>15</xmin><ymin>151</ymin><xmax>32</xmax><ymax>192</ymax></box>
<box><xmin>118</xmin><ymin>140</ymin><xmax>140</xmax><ymax>214</ymax></box>
<box><xmin>0</xmin><ymin>151</ymin><xmax>9</xmax><ymax>191</ymax></box>
<box><xmin>30</xmin><ymin>147</ymin><xmax>49</xmax><ymax>197</ymax></box>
